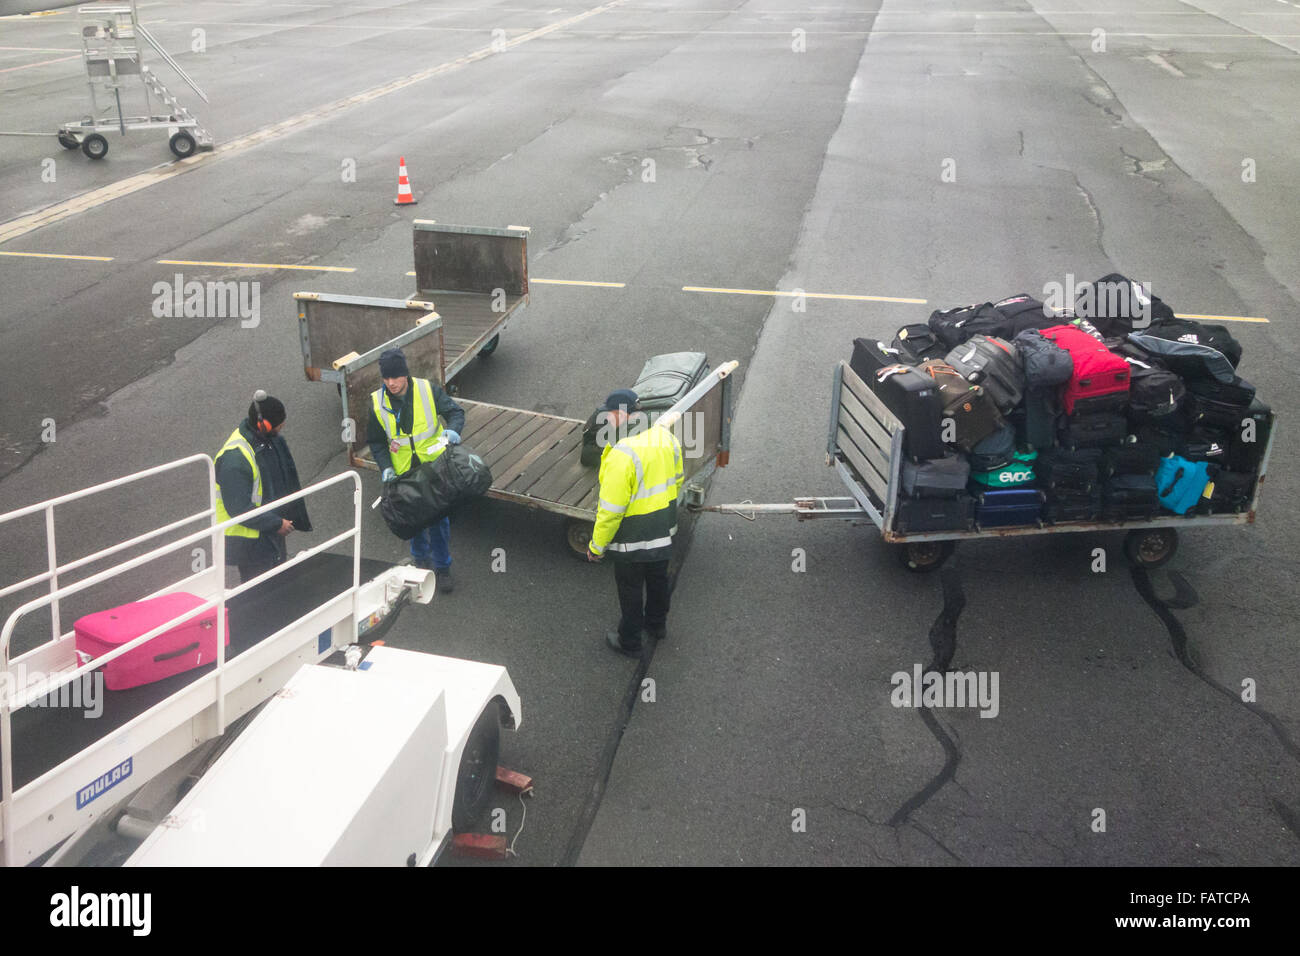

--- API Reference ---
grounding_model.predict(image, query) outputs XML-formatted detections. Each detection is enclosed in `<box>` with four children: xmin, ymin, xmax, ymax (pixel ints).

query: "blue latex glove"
<box><xmin>444</xmin><ymin>430</ymin><xmax>461</xmax><ymax>445</ymax></box>
<box><xmin>381</xmin><ymin>467</ymin><xmax>397</xmax><ymax>483</ymax></box>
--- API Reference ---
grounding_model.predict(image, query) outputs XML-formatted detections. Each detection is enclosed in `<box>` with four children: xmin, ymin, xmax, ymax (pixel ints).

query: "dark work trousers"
<box><xmin>613</xmin><ymin>559</ymin><xmax>671</xmax><ymax>642</ymax></box>
<box><xmin>229</xmin><ymin>534</ymin><xmax>287</xmax><ymax>585</ymax></box>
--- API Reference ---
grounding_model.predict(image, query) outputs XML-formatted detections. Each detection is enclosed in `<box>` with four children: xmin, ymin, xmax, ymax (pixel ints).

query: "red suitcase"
<box><xmin>74</xmin><ymin>592</ymin><xmax>230</xmax><ymax>691</ymax></box>
<box><xmin>1040</xmin><ymin>325</ymin><xmax>1130</xmax><ymax>415</ymax></box>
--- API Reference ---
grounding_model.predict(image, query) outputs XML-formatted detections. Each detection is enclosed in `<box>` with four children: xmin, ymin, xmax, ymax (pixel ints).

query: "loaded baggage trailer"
<box><xmin>300</xmin><ymin>286</ymin><xmax>740</xmax><ymax>556</ymax></box>
<box><xmin>0</xmin><ymin>455</ymin><xmax>520</xmax><ymax>866</ymax></box>
<box><xmin>689</xmin><ymin>361</ymin><xmax>1276</xmax><ymax>572</ymax></box>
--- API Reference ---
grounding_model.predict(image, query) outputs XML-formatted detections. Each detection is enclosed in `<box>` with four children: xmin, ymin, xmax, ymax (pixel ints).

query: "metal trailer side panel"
<box><xmin>412</xmin><ymin>221</ymin><xmax>529</xmax><ymax>297</ymax></box>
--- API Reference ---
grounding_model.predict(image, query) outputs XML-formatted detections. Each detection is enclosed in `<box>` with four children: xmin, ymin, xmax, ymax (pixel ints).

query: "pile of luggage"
<box><xmin>849</xmin><ymin>275</ymin><xmax>1272</xmax><ymax>533</ymax></box>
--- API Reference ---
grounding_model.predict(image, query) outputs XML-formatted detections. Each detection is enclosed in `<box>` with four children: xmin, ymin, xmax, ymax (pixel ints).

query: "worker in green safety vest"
<box><xmin>587</xmin><ymin>389</ymin><xmax>684</xmax><ymax>657</ymax></box>
<box><xmin>367</xmin><ymin>348</ymin><xmax>465</xmax><ymax>592</ymax></box>
<box><xmin>214</xmin><ymin>392</ymin><xmax>311</xmax><ymax>583</ymax></box>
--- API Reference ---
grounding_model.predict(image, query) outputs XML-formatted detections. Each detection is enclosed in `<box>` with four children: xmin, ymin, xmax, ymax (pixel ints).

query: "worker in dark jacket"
<box><xmin>367</xmin><ymin>348</ymin><xmax>465</xmax><ymax>591</ymax></box>
<box><xmin>214</xmin><ymin>392</ymin><xmax>312</xmax><ymax>584</ymax></box>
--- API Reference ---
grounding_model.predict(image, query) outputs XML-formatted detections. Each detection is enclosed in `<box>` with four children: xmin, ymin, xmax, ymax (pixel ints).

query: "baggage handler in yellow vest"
<box><xmin>214</xmin><ymin>393</ymin><xmax>312</xmax><ymax>583</ymax></box>
<box><xmin>367</xmin><ymin>348</ymin><xmax>466</xmax><ymax>592</ymax></box>
<box><xmin>587</xmin><ymin>389</ymin><xmax>685</xmax><ymax>656</ymax></box>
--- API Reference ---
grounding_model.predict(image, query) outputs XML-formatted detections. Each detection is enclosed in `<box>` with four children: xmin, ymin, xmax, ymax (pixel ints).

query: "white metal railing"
<box><xmin>0</xmin><ymin>460</ymin><xmax>363</xmax><ymax>866</ymax></box>
<box><xmin>0</xmin><ymin>454</ymin><xmax>216</xmax><ymax>646</ymax></box>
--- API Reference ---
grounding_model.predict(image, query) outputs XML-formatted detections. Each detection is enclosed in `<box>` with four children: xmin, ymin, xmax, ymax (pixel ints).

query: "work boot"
<box><xmin>605</xmin><ymin>630</ymin><xmax>642</xmax><ymax>658</ymax></box>
<box><xmin>435</xmin><ymin>566</ymin><xmax>454</xmax><ymax>593</ymax></box>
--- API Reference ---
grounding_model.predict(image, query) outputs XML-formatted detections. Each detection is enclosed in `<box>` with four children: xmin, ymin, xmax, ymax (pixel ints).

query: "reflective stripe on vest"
<box><xmin>214</xmin><ymin>429</ymin><xmax>262</xmax><ymax>539</ymax></box>
<box><xmin>372</xmin><ymin>378</ymin><xmax>445</xmax><ymax>474</ymax></box>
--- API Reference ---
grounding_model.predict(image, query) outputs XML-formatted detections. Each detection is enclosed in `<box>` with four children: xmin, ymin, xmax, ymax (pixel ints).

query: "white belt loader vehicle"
<box><xmin>0</xmin><ymin>455</ymin><xmax>520</xmax><ymax>866</ymax></box>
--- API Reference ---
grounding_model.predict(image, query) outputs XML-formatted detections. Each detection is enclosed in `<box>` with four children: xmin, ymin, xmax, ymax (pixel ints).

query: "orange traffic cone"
<box><xmin>394</xmin><ymin>156</ymin><xmax>418</xmax><ymax>206</ymax></box>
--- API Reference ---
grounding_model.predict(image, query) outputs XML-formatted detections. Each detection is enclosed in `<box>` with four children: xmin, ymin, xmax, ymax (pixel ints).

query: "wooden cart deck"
<box><xmin>353</xmin><ymin>399</ymin><xmax>598</xmax><ymax>520</ymax></box>
<box><xmin>432</xmin><ymin>292</ymin><xmax>525</xmax><ymax>382</ymax></box>
<box><xmin>460</xmin><ymin>400</ymin><xmax>598</xmax><ymax>519</ymax></box>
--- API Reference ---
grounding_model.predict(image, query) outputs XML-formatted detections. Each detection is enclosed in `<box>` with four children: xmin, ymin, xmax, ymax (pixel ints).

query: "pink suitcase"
<box><xmin>74</xmin><ymin>592</ymin><xmax>231</xmax><ymax>691</ymax></box>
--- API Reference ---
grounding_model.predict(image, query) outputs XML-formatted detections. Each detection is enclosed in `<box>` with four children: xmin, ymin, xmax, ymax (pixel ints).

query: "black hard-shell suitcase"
<box><xmin>944</xmin><ymin>335</ymin><xmax>1024</xmax><ymax>412</ymax></box>
<box><xmin>851</xmin><ymin>338</ymin><xmax>908</xmax><ymax>385</ymax></box>
<box><xmin>974</xmin><ymin>488</ymin><xmax>1044</xmax><ymax>528</ymax></box>
<box><xmin>870</xmin><ymin>362</ymin><xmax>948</xmax><ymax>460</ymax></box>
<box><xmin>894</xmin><ymin>494</ymin><xmax>975</xmax><ymax>533</ymax></box>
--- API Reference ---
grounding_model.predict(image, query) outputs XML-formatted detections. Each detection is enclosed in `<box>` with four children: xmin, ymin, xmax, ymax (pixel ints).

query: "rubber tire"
<box><xmin>1124</xmin><ymin>528</ymin><xmax>1178</xmax><ymax>569</ymax></box>
<box><xmin>57</xmin><ymin>133</ymin><xmax>79</xmax><ymax>150</ymax></box>
<box><xmin>897</xmin><ymin>540</ymin><xmax>955</xmax><ymax>573</ymax></box>
<box><xmin>565</xmin><ymin>519</ymin><xmax>594</xmax><ymax>559</ymax></box>
<box><xmin>81</xmin><ymin>134</ymin><xmax>108</xmax><ymax>160</ymax></box>
<box><xmin>478</xmin><ymin>334</ymin><xmax>500</xmax><ymax>357</ymax></box>
<box><xmin>169</xmin><ymin>130</ymin><xmax>197</xmax><ymax>159</ymax></box>
<box><xmin>451</xmin><ymin>704</ymin><xmax>500</xmax><ymax>833</ymax></box>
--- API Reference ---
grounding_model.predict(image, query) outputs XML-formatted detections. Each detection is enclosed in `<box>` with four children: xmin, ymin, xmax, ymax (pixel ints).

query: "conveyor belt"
<box><xmin>4</xmin><ymin>554</ymin><xmax>392</xmax><ymax>791</ymax></box>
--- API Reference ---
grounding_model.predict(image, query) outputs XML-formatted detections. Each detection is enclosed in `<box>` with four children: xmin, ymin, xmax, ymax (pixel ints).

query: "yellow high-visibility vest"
<box><xmin>214</xmin><ymin>428</ymin><xmax>262</xmax><ymax>539</ymax></box>
<box><xmin>589</xmin><ymin>425</ymin><xmax>684</xmax><ymax>559</ymax></box>
<box><xmin>372</xmin><ymin>378</ymin><xmax>445</xmax><ymax>475</ymax></box>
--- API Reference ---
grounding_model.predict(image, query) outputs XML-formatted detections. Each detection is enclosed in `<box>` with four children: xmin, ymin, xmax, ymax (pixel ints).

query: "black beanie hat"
<box><xmin>248</xmin><ymin>394</ymin><xmax>286</xmax><ymax>429</ymax></box>
<box><xmin>379</xmin><ymin>348</ymin><xmax>410</xmax><ymax>379</ymax></box>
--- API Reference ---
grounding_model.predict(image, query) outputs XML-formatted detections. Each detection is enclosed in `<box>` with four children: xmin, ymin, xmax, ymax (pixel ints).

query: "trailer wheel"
<box><xmin>81</xmin><ymin>134</ymin><xmax>108</xmax><ymax>160</ymax></box>
<box><xmin>169</xmin><ymin>130</ymin><xmax>197</xmax><ymax>159</ymax></box>
<box><xmin>451</xmin><ymin>704</ymin><xmax>500</xmax><ymax>833</ymax></box>
<box><xmin>897</xmin><ymin>541</ymin><xmax>954</xmax><ymax>573</ymax></box>
<box><xmin>479</xmin><ymin>334</ymin><xmax>500</xmax><ymax>357</ymax></box>
<box><xmin>1124</xmin><ymin>528</ymin><xmax>1178</xmax><ymax>569</ymax></box>
<box><xmin>57</xmin><ymin>132</ymin><xmax>79</xmax><ymax>150</ymax></box>
<box><xmin>565</xmin><ymin>519</ymin><xmax>594</xmax><ymax>559</ymax></box>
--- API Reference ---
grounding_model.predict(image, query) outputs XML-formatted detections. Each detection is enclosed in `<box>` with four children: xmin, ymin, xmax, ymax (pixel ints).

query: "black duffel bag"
<box><xmin>380</xmin><ymin>444</ymin><xmax>493</xmax><ymax>539</ymax></box>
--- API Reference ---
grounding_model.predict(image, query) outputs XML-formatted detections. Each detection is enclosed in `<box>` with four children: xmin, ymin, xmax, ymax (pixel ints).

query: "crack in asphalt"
<box><xmin>1130</xmin><ymin>566</ymin><xmax>1300</xmax><ymax>765</ymax></box>
<box><xmin>887</xmin><ymin>567</ymin><xmax>965</xmax><ymax>828</ymax></box>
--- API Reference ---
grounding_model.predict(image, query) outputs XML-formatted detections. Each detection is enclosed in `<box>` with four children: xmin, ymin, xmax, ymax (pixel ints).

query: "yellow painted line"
<box><xmin>1175</xmin><ymin>312</ymin><xmax>1269</xmax><ymax>324</ymax></box>
<box><xmin>0</xmin><ymin>0</ymin><xmax>629</xmax><ymax>247</ymax></box>
<box><xmin>158</xmin><ymin>259</ymin><xmax>355</xmax><ymax>272</ymax></box>
<box><xmin>0</xmin><ymin>53</ymin><xmax>79</xmax><ymax>74</ymax></box>
<box><xmin>683</xmin><ymin>285</ymin><xmax>927</xmax><ymax>304</ymax></box>
<box><xmin>0</xmin><ymin>251</ymin><xmax>113</xmax><ymax>261</ymax></box>
<box><xmin>531</xmin><ymin>278</ymin><xmax>625</xmax><ymax>288</ymax></box>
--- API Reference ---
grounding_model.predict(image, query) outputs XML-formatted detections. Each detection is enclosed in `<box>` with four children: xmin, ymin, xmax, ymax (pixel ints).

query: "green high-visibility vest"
<box><xmin>214</xmin><ymin>428</ymin><xmax>262</xmax><ymax>539</ymax></box>
<box><xmin>372</xmin><ymin>378</ymin><xmax>445</xmax><ymax>474</ymax></box>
